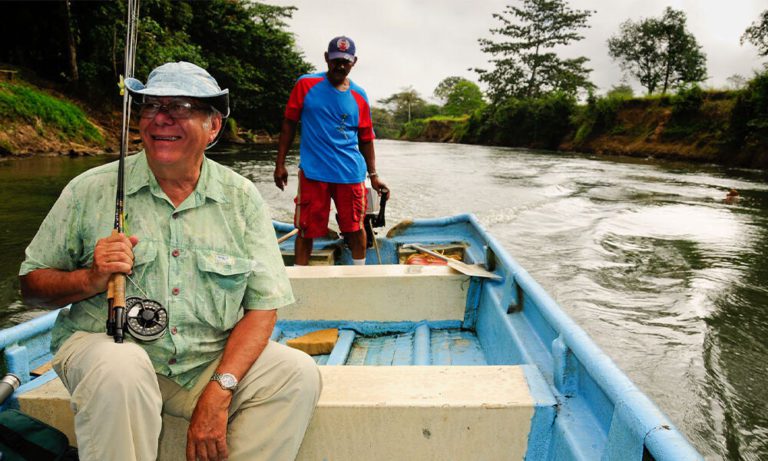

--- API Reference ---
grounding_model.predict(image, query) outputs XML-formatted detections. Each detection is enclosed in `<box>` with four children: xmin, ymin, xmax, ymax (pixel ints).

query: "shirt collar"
<box><xmin>124</xmin><ymin>151</ymin><xmax>228</xmax><ymax>204</ymax></box>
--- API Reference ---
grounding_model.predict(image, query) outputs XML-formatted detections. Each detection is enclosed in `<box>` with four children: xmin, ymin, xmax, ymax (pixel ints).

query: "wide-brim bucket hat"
<box><xmin>125</xmin><ymin>61</ymin><xmax>230</xmax><ymax>118</ymax></box>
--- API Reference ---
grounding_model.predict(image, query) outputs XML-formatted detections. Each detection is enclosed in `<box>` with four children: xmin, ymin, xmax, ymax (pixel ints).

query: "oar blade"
<box><xmin>403</xmin><ymin>244</ymin><xmax>502</xmax><ymax>280</ymax></box>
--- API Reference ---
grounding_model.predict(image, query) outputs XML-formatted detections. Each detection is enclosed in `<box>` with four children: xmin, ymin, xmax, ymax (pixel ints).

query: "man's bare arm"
<box><xmin>360</xmin><ymin>140</ymin><xmax>389</xmax><ymax>198</ymax></box>
<box><xmin>274</xmin><ymin>118</ymin><xmax>298</xmax><ymax>190</ymax></box>
<box><xmin>20</xmin><ymin>233</ymin><xmax>137</xmax><ymax>308</ymax></box>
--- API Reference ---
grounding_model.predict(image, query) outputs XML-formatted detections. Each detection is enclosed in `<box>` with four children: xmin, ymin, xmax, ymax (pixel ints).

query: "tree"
<box><xmin>0</xmin><ymin>0</ymin><xmax>311</xmax><ymax>131</ymax></box>
<box><xmin>475</xmin><ymin>0</ymin><xmax>595</xmax><ymax>102</ymax></box>
<box><xmin>726</xmin><ymin>74</ymin><xmax>748</xmax><ymax>90</ymax></box>
<box><xmin>741</xmin><ymin>10</ymin><xmax>768</xmax><ymax>57</ymax></box>
<box><xmin>433</xmin><ymin>77</ymin><xmax>465</xmax><ymax>102</ymax></box>
<box><xmin>608</xmin><ymin>7</ymin><xmax>707</xmax><ymax>95</ymax></box>
<box><xmin>377</xmin><ymin>87</ymin><xmax>437</xmax><ymax>124</ymax></box>
<box><xmin>433</xmin><ymin>77</ymin><xmax>486</xmax><ymax>116</ymax></box>
<box><xmin>370</xmin><ymin>107</ymin><xmax>398</xmax><ymax>139</ymax></box>
<box><xmin>606</xmin><ymin>83</ymin><xmax>634</xmax><ymax>99</ymax></box>
<box><xmin>187</xmin><ymin>0</ymin><xmax>311</xmax><ymax>130</ymax></box>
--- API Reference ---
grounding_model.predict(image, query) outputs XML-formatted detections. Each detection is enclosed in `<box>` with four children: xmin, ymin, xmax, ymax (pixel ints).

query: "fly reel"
<box><xmin>124</xmin><ymin>296</ymin><xmax>168</xmax><ymax>341</ymax></box>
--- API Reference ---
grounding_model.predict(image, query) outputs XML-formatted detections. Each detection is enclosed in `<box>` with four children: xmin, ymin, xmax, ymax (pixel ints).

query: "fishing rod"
<box><xmin>106</xmin><ymin>0</ymin><xmax>140</xmax><ymax>343</ymax></box>
<box><xmin>106</xmin><ymin>0</ymin><xmax>168</xmax><ymax>344</ymax></box>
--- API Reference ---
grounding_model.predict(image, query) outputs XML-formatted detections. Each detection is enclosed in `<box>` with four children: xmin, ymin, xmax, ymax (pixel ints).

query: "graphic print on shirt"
<box><xmin>336</xmin><ymin>113</ymin><xmax>350</xmax><ymax>139</ymax></box>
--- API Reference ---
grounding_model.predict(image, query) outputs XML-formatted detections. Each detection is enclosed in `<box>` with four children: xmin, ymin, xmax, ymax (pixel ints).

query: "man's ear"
<box><xmin>209</xmin><ymin>114</ymin><xmax>223</xmax><ymax>143</ymax></box>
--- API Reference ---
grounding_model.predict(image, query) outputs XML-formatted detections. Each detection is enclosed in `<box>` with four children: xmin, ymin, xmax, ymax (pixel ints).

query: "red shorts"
<box><xmin>294</xmin><ymin>170</ymin><xmax>367</xmax><ymax>238</ymax></box>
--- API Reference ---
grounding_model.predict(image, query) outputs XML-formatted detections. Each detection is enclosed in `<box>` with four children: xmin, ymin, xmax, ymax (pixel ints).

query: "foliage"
<box><xmin>741</xmin><ymin>9</ymin><xmax>768</xmax><ymax>57</ymax></box>
<box><xmin>571</xmin><ymin>93</ymin><xmax>626</xmax><ymax>144</ymax></box>
<box><xmin>462</xmin><ymin>92</ymin><xmax>576</xmax><ymax>149</ymax></box>
<box><xmin>729</xmin><ymin>70</ymin><xmax>768</xmax><ymax>150</ymax></box>
<box><xmin>432</xmin><ymin>77</ymin><xmax>486</xmax><ymax>116</ymax></box>
<box><xmin>400</xmin><ymin>115</ymin><xmax>470</xmax><ymax>141</ymax></box>
<box><xmin>370</xmin><ymin>107</ymin><xmax>399</xmax><ymax>139</ymax></box>
<box><xmin>0</xmin><ymin>83</ymin><xmax>103</xmax><ymax>143</ymax></box>
<box><xmin>607</xmin><ymin>7</ymin><xmax>707</xmax><ymax>95</ymax></box>
<box><xmin>377</xmin><ymin>87</ymin><xmax>439</xmax><ymax>125</ymax></box>
<box><xmin>401</xmin><ymin>119</ymin><xmax>428</xmax><ymax>139</ymax></box>
<box><xmin>0</xmin><ymin>0</ymin><xmax>311</xmax><ymax>132</ymax></box>
<box><xmin>606</xmin><ymin>84</ymin><xmax>634</xmax><ymax>99</ymax></box>
<box><xmin>670</xmin><ymin>85</ymin><xmax>704</xmax><ymax>119</ymax></box>
<box><xmin>475</xmin><ymin>0</ymin><xmax>595</xmax><ymax>102</ymax></box>
<box><xmin>433</xmin><ymin>77</ymin><xmax>465</xmax><ymax>101</ymax></box>
<box><xmin>726</xmin><ymin>74</ymin><xmax>748</xmax><ymax>90</ymax></box>
<box><xmin>187</xmin><ymin>1</ymin><xmax>311</xmax><ymax>131</ymax></box>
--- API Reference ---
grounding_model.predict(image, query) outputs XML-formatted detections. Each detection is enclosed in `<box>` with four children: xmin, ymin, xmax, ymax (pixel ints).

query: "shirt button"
<box><xmin>172</xmin><ymin>287</ymin><xmax>180</xmax><ymax>296</ymax></box>
<box><xmin>172</xmin><ymin>213</ymin><xmax>179</xmax><ymax>219</ymax></box>
<box><xmin>172</xmin><ymin>249</ymin><xmax>180</xmax><ymax>257</ymax></box>
<box><xmin>168</xmin><ymin>358</ymin><xmax>177</xmax><ymax>365</ymax></box>
<box><xmin>171</xmin><ymin>327</ymin><xmax>178</xmax><ymax>335</ymax></box>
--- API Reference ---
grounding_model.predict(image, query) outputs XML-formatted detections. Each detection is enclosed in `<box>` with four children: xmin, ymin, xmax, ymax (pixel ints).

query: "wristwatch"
<box><xmin>210</xmin><ymin>372</ymin><xmax>238</xmax><ymax>391</ymax></box>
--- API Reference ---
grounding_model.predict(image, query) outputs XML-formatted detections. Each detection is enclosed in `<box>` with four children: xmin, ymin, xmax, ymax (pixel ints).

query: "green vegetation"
<box><xmin>1</xmin><ymin>0</ymin><xmax>766</xmax><ymax>169</ymax></box>
<box><xmin>0</xmin><ymin>0</ymin><xmax>310</xmax><ymax>133</ymax></box>
<box><xmin>572</xmin><ymin>92</ymin><xmax>628</xmax><ymax>145</ymax></box>
<box><xmin>433</xmin><ymin>77</ymin><xmax>486</xmax><ymax>116</ymax></box>
<box><xmin>0</xmin><ymin>82</ymin><xmax>102</xmax><ymax>143</ymax></box>
<box><xmin>741</xmin><ymin>10</ymin><xmax>768</xmax><ymax>56</ymax></box>
<box><xmin>474</xmin><ymin>0</ymin><xmax>595</xmax><ymax>102</ymax></box>
<box><xmin>463</xmin><ymin>93</ymin><xmax>575</xmax><ymax>149</ymax></box>
<box><xmin>608</xmin><ymin>7</ymin><xmax>707</xmax><ymax>95</ymax></box>
<box><xmin>729</xmin><ymin>71</ymin><xmax>768</xmax><ymax>156</ymax></box>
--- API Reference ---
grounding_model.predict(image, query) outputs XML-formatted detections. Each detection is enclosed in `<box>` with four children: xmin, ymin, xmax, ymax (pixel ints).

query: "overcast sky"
<box><xmin>268</xmin><ymin>0</ymin><xmax>766</xmax><ymax>105</ymax></box>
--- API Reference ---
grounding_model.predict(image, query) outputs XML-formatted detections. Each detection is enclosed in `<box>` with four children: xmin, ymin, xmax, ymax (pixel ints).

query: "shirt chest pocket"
<box><xmin>194</xmin><ymin>251</ymin><xmax>254</xmax><ymax>330</ymax></box>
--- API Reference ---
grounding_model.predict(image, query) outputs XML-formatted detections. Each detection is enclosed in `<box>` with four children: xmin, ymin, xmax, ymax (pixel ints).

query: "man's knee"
<box><xmin>288</xmin><ymin>348</ymin><xmax>322</xmax><ymax>398</ymax></box>
<box><xmin>262</xmin><ymin>343</ymin><xmax>322</xmax><ymax>402</ymax></box>
<box><xmin>65</xmin><ymin>337</ymin><xmax>155</xmax><ymax>391</ymax></box>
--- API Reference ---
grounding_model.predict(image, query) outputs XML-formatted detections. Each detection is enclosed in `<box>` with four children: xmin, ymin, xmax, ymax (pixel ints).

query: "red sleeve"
<box><xmin>351</xmin><ymin>90</ymin><xmax>375</xmax><ymax>142</ymax></box>
<box><xmin>284</xmin><ymin>77</ymin><xmax>323</xmax><ymax>121</ymax></box>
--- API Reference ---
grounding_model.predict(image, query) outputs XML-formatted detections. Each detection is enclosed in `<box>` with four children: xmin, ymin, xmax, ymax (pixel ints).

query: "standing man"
<box><xmin>274</xmin><ymin>36</ymin><xmax>389</xmax><ymax>266</ymax></box>
<box><xmin>19</xmin><ymin>61</ymin><xmax>321</xmax><ymax>461</ymax></box>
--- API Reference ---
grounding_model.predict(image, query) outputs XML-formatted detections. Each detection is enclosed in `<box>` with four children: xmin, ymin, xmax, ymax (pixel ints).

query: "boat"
<box><xmin>0</xmin><ymin>213</ymin><xmax>702</xmax><ymax>460</ymax></box>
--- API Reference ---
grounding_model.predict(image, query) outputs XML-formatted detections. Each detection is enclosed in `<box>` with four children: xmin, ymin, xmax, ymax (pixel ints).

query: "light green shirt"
<box><xmin>20</xmin><ymin>151</ymin><xmax>294</xmax><ymax>389</ymax></box>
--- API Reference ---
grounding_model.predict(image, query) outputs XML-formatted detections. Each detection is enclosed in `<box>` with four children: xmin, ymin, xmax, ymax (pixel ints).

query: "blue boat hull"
<box><xmin>1</xmin><ymin>214</ymin><xmax>702</xmax><ymax>460</ymax></box>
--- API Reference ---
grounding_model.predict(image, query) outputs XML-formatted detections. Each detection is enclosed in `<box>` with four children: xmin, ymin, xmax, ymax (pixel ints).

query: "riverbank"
<box><xmin>400</xmin><ymin>77</ymin><xmax>768</xmax><ymax>169</ymax></box>
<box><xmin>3</xmin><ymin>69</ymin><xmax>767</xmax><ymax>169</ymax></box>
<box><xmin>0</xmin><ymin>68</ymin><xmax>273</xmax><ymax>157</ymax></box>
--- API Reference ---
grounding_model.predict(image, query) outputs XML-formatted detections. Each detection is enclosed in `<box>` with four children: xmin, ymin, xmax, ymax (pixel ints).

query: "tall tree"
<box><xmin>608</xmin><ymin>7</ymin><xmax>707</xmax><ymax>95</ymax></box>
<box><xmin>378</xmin><ymin>87</ymin><xmax>436</xmax><ymax>124</ymax></box>
<box><xmin>741</xmin><ymin>9</ymin><xmax>768</xmax><ymax>57</ymax></box>
<box><xmin>475</xmin><ymin>0</ymin><xmax>595</xmax><ymax>102</ymax></box>
<box><xmin>63</xmin><ymin>0</ymin><xmax>79</xmax><ymax>83</ymax></box>
<box><xmin>433</xmin><ymin>77</ymin><xmax>486</xmax><ymax>116</ymax></box>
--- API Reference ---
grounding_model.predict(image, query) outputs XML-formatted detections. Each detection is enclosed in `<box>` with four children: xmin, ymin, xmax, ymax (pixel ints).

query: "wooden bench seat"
<box><xmin>19</xmin><ymin>365</ymin><xmax>541</xmax><ymax>460</ymax></box>
<box><xmin>284</xmin><ymin>264</ymin><xmax>471</xmax><ymax>322</ymax></box>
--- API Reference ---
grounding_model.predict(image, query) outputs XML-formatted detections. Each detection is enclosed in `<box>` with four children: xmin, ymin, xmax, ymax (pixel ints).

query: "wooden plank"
<box><xmin>30</xmin><ymin>361</ymin><xmax>53</xmax><ymax>377</ymax></box>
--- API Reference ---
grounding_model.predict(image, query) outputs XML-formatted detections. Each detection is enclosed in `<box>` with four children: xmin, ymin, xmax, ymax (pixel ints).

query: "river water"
<box><xmin>1</xmin><ymin>140</ymin><xmax>767</xmax><ymax>460</ymax></box>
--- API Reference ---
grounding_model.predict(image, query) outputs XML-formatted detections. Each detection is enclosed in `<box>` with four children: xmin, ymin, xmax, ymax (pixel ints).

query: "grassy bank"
<box><xmin>0</xmin><ymin>80</ymin><xmax>108</xmax><ymax>155</ymax></box>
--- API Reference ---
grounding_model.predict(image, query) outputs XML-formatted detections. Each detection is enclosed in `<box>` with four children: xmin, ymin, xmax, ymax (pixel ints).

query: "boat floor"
<box><xmin>275</xmin><ymin>326</ymin><xmax>487</xmax><ymax>366</ymax></box>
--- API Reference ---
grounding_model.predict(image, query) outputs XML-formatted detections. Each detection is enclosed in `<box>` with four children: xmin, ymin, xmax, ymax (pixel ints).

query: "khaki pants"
<box><xmin>52</xmin><ymin>332</ymin><xmax>322</xmax><ymax>461</ymax></box>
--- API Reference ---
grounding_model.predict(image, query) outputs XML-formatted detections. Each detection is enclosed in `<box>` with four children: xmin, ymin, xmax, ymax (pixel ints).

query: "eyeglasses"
<box><xmin>137</xmin><ymin>98</ymin><xmax>210</xmax><ymax>119</ymax></box>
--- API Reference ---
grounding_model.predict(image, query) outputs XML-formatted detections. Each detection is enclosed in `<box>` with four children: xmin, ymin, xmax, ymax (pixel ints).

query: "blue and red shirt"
<box><xmin>284</xmin><ymin>72</ymin><xmax>375</xmax><ymax>184</ymax></box>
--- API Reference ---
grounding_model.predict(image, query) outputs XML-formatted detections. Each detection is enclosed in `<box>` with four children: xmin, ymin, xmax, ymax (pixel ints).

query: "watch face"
<box><xmin>219</xmin><ymin>373</ymin><xmax>237</xmax><ymax>390</ymax></box>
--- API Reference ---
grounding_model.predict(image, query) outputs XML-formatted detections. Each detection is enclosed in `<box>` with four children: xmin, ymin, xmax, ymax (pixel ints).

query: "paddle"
<box><xmin>277</xmin><ymin>228</ymin><xmax>299</xmax><ymax>244</ymax></box>
<box><xmin>402</xmin><ymin>244</ymin><xmax>502</xmax><ymax>280</ymax></box>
